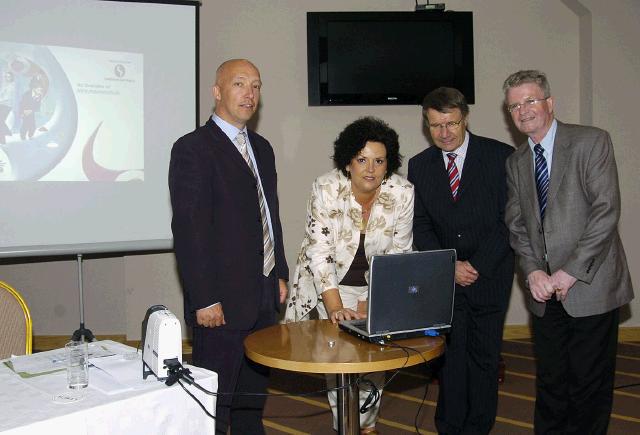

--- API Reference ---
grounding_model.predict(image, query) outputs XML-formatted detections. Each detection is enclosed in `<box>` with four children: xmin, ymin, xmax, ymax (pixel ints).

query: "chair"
<box><xmin>0</xmin><ymin>280</ymin><xmax>33</xmax><ymax>359</ymax></box>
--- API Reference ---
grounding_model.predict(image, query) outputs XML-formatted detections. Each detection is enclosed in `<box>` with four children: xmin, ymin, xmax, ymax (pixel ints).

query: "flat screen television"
<box><xmin>307</xmin><ymin>11</ymin><xmax>474</xmax><ymax>106</ymax></box>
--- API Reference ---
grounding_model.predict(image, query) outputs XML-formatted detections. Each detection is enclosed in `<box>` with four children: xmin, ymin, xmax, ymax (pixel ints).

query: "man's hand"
<box><xmin>278</xmin><ymin>279</ymin><xmax>288</xmax><ymax>304</ymax></box>
<box><xmin>527</xmin><ymin>270</ymin><xmax>555</xmax><ymax>302</ymax></box>
<box><xmin>455</xmin><ymin>260</ymin><xmax>479</xmax><ymax>286</ymax></box>
<box><xmin>196</xmin><ymin>304</ymin><xmax>225</xmax><ymax>328</ymax></box>
<box><xmin>550</xmin><ymin>269</ymin><xmax>577</xmax><ymax>302</ymax></box>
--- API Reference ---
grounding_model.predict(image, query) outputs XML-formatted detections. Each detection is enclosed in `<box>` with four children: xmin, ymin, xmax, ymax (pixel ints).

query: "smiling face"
<box><xmin>424</xmin><ymin>108</ymin><xmax>468</xmax><ymax>152</ymax></box>
<box><xmin>506</xmin><ymin>82</ymin><xmax>554</xmax><ymax>143</ymax></box>
<box><xmin>346</xmin><ymin>141</ymin><xmax>388</xmax><ymax>197</ymax></box>
<box><xmin>213</xmin><ymin>60</ymin><xmax>261</xmax><ymax>129</ymax></box>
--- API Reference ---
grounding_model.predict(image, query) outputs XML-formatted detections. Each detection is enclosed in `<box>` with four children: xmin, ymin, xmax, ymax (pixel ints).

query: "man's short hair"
<box><xmin>421</xmin><ymin>87</ymin><xmax>469</xmax><ymax>117</ymax></box>
<box><xmin>502</xmin><ymin>70</ymin><xmax>551</xmax><ymax>98</ymax></box>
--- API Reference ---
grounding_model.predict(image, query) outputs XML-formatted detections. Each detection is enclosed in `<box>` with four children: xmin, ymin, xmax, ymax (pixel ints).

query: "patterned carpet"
<box><xmin>261</xmin><ymin>339</ymin><xmax>640</xmax><ymax>434</ymax></box>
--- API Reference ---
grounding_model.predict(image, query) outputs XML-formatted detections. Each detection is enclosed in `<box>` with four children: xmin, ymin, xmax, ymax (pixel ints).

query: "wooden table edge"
<box><xmin>244</xmin><ymin>343</ymin><xmax>444</xmax><ymax>373</ymax></box>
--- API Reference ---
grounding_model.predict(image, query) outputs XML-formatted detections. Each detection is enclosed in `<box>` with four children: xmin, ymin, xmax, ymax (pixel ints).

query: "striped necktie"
<box><xmin>235</xmin><ymin>132</ymin><xmax>275</xmax><ymax>276</ymax></box>
<box><xmin>446</xmin><ymin>152</ymin><xmax>460</xmax><ymax>201</ymax></box>
<box><xmin>534</xmin><ymin>144</ymin><xmax>549</xmax><ymax>221</ymax></box>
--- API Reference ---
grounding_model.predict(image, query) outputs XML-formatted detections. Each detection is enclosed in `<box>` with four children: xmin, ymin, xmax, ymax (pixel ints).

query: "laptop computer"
<box><xmin>339</xmin><ymin>249</ymin><xmax>456</xmax><ymax>344</ymax></box>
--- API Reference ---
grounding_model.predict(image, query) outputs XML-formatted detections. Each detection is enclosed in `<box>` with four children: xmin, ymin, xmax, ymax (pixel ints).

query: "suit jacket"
<box><xmin>169</xmin><ymin>118</ymin><xmax>289</xmax><ymax>329</ymax></box>
<box><xmin>408</xmin><ymin>132</ymin><xmax>514</xmax><ymax>303</ymax></box>
<box><xmin>283</xmin><ymin>169</ymin><xmax>414</xmax><ymax>321</ymax></box>
<box><xmin>505</xmin><ymin>121</ymin><xmax>634</xmax><ymax>317</ymax></box>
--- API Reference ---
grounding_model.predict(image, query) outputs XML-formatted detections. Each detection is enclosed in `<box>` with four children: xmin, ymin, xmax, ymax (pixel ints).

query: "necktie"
<box><xmin>446</xmin><ymin>152</ymin><xmax>460</xmax><ymax>201</ymax></box>
<box><xmin>235</xmin><ymin>132</ymin><xmax>275</xmax><ymax>276</ymax></box>
<box><xmin>534</xmin><ymin>144</ymin><xmax>549</xmax><ymax>221</ymax></box>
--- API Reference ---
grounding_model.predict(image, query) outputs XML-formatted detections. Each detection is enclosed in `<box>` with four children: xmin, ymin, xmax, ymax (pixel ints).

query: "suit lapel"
<box><xmin>247</xmin><ymin>131</ymin><xmax>265</xmax><ymax>175</ymax></box>
<box><xmin>205</xmin><ymin>119</ymin><xmax>254</xmax><ymax>178</ymax></box>
<box><xmin>547</xmin><ymin>122</ymin><xmax>571</xmax><ymax>209</ymax></box>
<box><xmin>426</xmin><ymin>147</ymin><xmax>455</xmax><ymax>203</ymax></box>
<box><xmin>457</xmin><ymin>133</ymin><xmax>480</xmax><ymax>200</ymax></box>
<box><xmin>515</xmin><ymin>143</ymin><xmax>542</xmax><ymax>225</ymax></box>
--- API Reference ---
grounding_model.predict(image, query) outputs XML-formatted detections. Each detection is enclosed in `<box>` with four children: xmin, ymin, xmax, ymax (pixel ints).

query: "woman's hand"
<box><xmin>329</xmin><ymin>307</ymin><xmax>365</xmax><ymax>324</ymax></box>
<box><xmin>322</xmin><ymin>288</ymin><xmax>367</xmax><ymax>324</ymax></box>
<box><xmin>357</xmin><ymin>300</ymin><xmax>368</xmax><ymax>316</ymax></box>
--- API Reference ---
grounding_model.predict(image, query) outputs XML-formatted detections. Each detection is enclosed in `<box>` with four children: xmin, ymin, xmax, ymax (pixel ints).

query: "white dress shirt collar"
<box><xmin>441</xmin><ymin>130</ymin><xmax>470</xmax><ymax>174</ymax></box>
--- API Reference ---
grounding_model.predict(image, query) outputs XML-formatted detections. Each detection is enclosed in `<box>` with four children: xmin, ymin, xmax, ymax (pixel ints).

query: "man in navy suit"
<box><xmin>169</xmin><ymin>59</ymin><xmax>289</xmax><ymax>434</ymax></box>
<box><xmin>408</xmin><ymin>87</ymin><xmax>514</xmax><ymax>434</ymax></box>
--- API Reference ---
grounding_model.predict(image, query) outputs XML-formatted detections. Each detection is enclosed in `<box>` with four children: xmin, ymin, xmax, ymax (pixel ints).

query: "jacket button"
<box><xmin>457</xmin><ymin>234</ymin><xmax>461</xmax><ymax>238</ymax></box>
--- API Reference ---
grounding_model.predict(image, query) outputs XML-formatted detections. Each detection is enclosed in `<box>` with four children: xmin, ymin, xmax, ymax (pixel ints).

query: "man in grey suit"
<box><xmin>503</xmin><ymin>70</ymin><xmax>634</xmax><ymax>434</ymax></box>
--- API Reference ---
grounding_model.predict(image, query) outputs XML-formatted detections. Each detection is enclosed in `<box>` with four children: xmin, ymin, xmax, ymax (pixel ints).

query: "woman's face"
<box><xmin>346</xmin><ymin>141</ymin><xmax>388</xmax><ymax>196</ymax></box>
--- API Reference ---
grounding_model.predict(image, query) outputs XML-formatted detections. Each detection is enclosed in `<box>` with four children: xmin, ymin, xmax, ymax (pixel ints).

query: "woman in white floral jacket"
<box><xmin>284</xmin><ymin>117</ymin><xmax>414</xmax><ymax>434</ymax></box>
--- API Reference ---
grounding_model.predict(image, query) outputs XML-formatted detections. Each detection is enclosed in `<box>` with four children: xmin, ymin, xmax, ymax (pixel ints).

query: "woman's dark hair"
<box><xmin>332</xmin><ymin>116</ymin><xmax>402</xmax><ymax>178</ymax></box>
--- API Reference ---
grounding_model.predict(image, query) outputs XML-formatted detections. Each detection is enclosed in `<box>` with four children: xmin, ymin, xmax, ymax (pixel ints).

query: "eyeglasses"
<box><xmin>506</xmin><ymin>98</ymin><xmax>548</xmax><ymax>113</ymax></box>
<box><xmin>428</xmin><ymin>119</ymin><xmax>464</xmax><ymax>130</ymax></box>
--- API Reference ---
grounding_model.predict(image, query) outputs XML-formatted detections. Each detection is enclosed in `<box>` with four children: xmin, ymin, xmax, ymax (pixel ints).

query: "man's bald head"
<box><xmin>215</xmin><ymin>59</ymin><xmax>259</xmax><ymax>86</ymax></box>
<box><xmin>212</xmin><ymin>59</ymin><xmax>262</xmax><ymax>129</ymax></box>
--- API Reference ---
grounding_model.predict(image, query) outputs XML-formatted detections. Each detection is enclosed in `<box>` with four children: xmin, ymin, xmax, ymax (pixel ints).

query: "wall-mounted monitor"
<box><xmin>307</xmin><ymin>11</ymin><xmax>474</xmax><ymax>106</ymax></box>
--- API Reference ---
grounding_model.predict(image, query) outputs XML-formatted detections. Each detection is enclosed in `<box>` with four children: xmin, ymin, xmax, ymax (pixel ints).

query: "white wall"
<box><xmin>1</xmin><ymin>0</ymin><xmax>638</xmax><ymax>339</ymax></box>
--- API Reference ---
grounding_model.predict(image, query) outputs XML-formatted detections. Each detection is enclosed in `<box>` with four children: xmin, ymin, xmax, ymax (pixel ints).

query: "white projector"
<box><xmin>141</xmin><ymin>305</ymin><xmax>182</xmax><ymax>380</ymax></box>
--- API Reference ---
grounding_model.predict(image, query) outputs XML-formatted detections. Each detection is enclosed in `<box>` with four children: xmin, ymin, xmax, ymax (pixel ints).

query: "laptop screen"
<box><xmin>367</xmin><ymin>249</ymin><xmax>456</xmax><ymax>335</ymax></box>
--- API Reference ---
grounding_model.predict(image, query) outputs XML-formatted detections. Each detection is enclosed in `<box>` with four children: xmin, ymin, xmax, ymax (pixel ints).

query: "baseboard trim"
<box><xmin>503</xmin><ymin>325</ymin><xmax>640</xmax><ymax>341</ymax></box>
<box><xmin>33</xmin><ymin>335</ymin><xmax>193</xmax><ymax>354</ymax></box>
<box><xmin>503</xmin><ymin>325</ymin><xmax>533</xmax><ymax>340</ymax></box>
<box><xmin>32</xmin><ymin>327</ymin><xmax>639</xmax><ymax>352</ymax></box>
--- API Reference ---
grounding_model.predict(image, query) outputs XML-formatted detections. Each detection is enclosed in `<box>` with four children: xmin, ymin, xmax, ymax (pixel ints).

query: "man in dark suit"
<box><xmin>169</xmin><ymin>59</ymin><xmax>289</xmax><ymax>434</ymax></box>
<box><xmin>503</xmin><ymin>70</ymin><xmax>634</xmax><ymax>434</ymax></box>
<box><xmin>408</xmin><ymin>87</ymin><xmax>514</xmax><ymax>434</ymax></box>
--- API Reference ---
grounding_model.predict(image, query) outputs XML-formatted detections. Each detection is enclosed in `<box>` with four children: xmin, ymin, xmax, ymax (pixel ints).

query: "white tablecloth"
<box><xmin>0</xmin><ymin>341</ymin><xmax>217</xmax><ymax>435</ymax></box>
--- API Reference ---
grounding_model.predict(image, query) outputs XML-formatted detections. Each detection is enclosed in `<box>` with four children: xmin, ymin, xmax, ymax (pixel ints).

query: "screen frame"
<box><xmin>307</xmin><ymin>11</ymin><xmax>474</xmax><ymax>106</ymax></box>
<box><xmin>0</xmin><ymin>0</ymin><xmax>201</xmax><ymax>258</ymax></box>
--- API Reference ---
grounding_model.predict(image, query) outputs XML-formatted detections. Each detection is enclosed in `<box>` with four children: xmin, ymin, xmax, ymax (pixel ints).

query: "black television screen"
<box><xmin>307</xmin><ymin>11</ymin><xmax>474</xmax><ymax>106</ymax></box>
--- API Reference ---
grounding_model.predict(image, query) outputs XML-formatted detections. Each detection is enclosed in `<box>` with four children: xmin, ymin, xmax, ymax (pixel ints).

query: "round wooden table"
<box><xmin>244</xmin><ymin>319</ymin><xmax>444</xmax><ymax>435</ymax></box>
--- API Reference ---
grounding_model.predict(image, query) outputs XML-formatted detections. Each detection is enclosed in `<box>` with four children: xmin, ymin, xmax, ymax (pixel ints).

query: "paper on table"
<box><xmin>89</xmin><ymin>354</ymin><xmax>157</xmax><ymax>390</ymax></box>
<box><xmin>10</xmin><ymin>342</ymin><xmax>116</xmax><ymax>375</ymax></box>
<box><xmin>89</xmin><ymin>366</ymin><xmax>133</xmax><ymax>395</ymax></box>
<box><xmin>9</xmin><ymin>351</ymin><xmax>67</xmax><ymax>375</ymax></box>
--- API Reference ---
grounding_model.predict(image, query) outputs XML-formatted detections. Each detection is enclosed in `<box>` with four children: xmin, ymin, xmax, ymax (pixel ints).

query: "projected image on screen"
<box><xmin>0</xmin><ymin>42</ymin><xmax>143</xmax><ymax>182</ymax></box>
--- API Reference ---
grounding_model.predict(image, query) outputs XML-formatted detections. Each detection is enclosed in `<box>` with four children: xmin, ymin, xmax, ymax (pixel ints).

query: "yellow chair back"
<box><xmin>0</xmin><ymin>280</ymin><xmax>33</xmax><ymax>358</ymax></box>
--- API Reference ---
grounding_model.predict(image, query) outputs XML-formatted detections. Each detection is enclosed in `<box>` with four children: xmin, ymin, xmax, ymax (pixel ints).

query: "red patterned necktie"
<box><xmin>446</xmin><ymin>152</ymin><xmax>460</xmax><ymax>201</ymax></box>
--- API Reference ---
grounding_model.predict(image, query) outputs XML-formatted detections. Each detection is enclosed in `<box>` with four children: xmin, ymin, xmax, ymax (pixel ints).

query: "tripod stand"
<box><xmin>71</xmin><ymin>253</ymin><xmax>95</xmax><ymax>342</ymax></box>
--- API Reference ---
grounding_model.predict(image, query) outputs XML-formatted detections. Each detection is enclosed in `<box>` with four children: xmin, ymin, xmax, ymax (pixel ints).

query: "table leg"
<box><xmin>336</xmin><ymin>373</ymin><xmax>360</xmax><ymax>435</ymax></box>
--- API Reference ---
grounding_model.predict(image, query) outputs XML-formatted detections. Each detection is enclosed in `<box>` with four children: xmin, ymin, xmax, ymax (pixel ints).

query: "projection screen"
<box><xmin>0</xmin><ymin>0</ymin><xmax>199</xmax><ymax>257</ymax></box>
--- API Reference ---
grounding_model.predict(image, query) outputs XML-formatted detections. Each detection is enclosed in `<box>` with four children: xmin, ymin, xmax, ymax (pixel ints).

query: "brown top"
<box><xmin>244</xmin><ymin>319</ymin><xmax>444</xmax><ymax>374</ymax></box>
<box><xmin>339</xmin><ymin>233</ymin><xmax>368</xmax><ymax>287</ymax></box>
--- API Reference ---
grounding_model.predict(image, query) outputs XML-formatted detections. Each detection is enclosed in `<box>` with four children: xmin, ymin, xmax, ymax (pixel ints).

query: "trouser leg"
<box><xmin>435</xmin><ymin>290</ymin><xmax>468</xmax><ymax>434</ymax></box>
<box><xmin>565</xmin><ymin>308</ymin><xmax>618</xmax><ymax>435</ymax></box>
<box><xmin>463</xmin><ymin>298</ymin><xmax>507</xmax><ymax>434</ymax></box>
